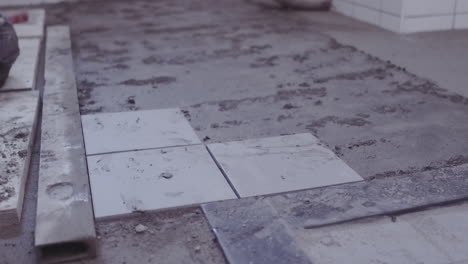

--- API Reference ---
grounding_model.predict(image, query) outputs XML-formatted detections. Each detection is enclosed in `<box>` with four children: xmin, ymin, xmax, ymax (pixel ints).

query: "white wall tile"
<box><xmin>404</xmin><ymin>0</ymin><xmax>457</xmax><ymax>16</ymax></box>
<box><xmin>382</xmin><ymin>0</ymin><xmax>403</xmax><ymax>15</ymax></box>
<box><xmin>380</xmin><ymin>13</ymin><xmax>402</xmax><ymax>32</ymax></box>
<box><xmin>456</xmin><ymin>0</ymin><xmax>468</xmax><ymax>13</ymax></box>
<box><xmin>355</xmin><ymin>0</ymin><xmax>381</xmax><ymax>10</ymax></box>
<box><xmin>401</xmin><ymin>15</ymin><xmax>454</xmax><ymax>33</ymax></box>
<box><xmin>455</xmin><ymin>13</ymin><xmax>468</xmax><ymax>28</ymax></box>
<box><xmin>333</xmin><ymin>0</ymin><xmax>355</xmax><ymax>17</ymax></box>
<box><xmin>354</xmin><ymin>4</ymin><xmax>381</xmax><ymax>25</ymax></box>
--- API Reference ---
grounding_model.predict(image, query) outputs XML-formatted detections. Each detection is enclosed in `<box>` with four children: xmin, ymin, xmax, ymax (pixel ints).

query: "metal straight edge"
<box><xmin>34</xmin><ymin>25</ymin><xmax>97</xmax><ymax>264</ymax></box>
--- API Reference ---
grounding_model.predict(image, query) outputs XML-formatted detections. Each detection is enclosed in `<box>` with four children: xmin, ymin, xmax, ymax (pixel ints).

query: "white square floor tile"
<box><xmin>82</xmin><ymin>108</ymin><xmax>201</xmax><ymax>155</ymax></box>
<box><xmin>208</xmin><ymin>133</ymin><xmax>363</xmax><ymax>198</ymax></box>
<box><xmin>12</xmin><ymin>9</ymin><xmax>45</xmax><ymax>38</ymax></box>
<box><xmin>1</xmin><ymin>38</ymin><xmax>41</xmax><ymax>92</ymax></box>
<box><xmin>87</xmin><ymin>145</ymin><xmax>237</xmax><ymax>218</ymax></box>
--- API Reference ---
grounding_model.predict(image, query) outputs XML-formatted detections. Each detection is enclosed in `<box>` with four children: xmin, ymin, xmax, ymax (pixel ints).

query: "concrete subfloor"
<box><xmin>296</xmin><ymin>11</ymin><xmax>468</xmax><ymax>98</ymax></box>
<box><xmin>45</xmin><ymin>0</ymin><xmax>468</xmax><ymax>180</ymax></box>
<box><xmin>1</xmin><ymin>0</ymin><xmax>468</xmax><ymax>263</ymax></box>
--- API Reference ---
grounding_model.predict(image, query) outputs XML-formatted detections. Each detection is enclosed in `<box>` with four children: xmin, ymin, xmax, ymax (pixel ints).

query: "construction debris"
<box><xmin>135</xmin><ymin>224</ymin><xmax>148</xmax><ymax>233</ymax></box>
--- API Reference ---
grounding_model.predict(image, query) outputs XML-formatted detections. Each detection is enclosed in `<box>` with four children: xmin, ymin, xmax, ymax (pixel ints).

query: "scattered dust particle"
<box><xmin>160</xmin><ymin>172</ymin><xmax>173</xmax><ymax>179</ymax></box>
<box><xmin>17</xmin><ymin>150</ymin><xmax>27</xmax><ymax>158</ymax></box>
<box><xmin>14</xmin><ymin>133</ymin><xmax>27</xmax><ymax>139</ymax></box>
<box><xmin>127</xmin><ymin>96</ymin><xmax>136</xmax><ymax>105</ymax></box>
<box><xmin>135</xmin><ymin>224</ymin><xmax>148</xmax><ymax>233</ymax></box>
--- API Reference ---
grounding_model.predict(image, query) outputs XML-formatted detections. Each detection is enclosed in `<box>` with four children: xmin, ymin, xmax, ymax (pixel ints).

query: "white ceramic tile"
<box><xmin>382</xmin><ymin>0</ymin><xmax>403</xmax><ymax>15</ymax></box>
<box><xmin>1</xmin><ymin>38</ymin><xmax>40</xmax><ymax>92</ymax></box>
<box><xmin>355</xmin><ymin>0</ymin><xmax>380</xmax><ymax>10</ymax></box>
<box><xmin>87</xmin><ymin>145</ymin><xmax>236</xmax><ymax>218</ymax></box>
<box><xmin>295</xmin><ymin>217</ymin><xmax>450</xmax><ymax>264</ymax></box>
<box><xmin>332</xmin><ymin>0</ymin><xmax>355</xmax><ymax>17</ymax></box>
<box><xmin>354</xmin><ymin>5</ymin><xmax>381</xmax><ymax>25</ymax></box>
<box><xmin>457</xmin><ymin>0</ymin><xmax>468</xmax><ymax>13</ymax></box>
<box><xmin>208</xmin><ymin>133</ymin><xmax>363</xmax><ymax>198</ymax></box>
<box><xmin>401</xmin><ymin>15</ymin><xmax>454</xmax><ymax>33</ymax></box>
<box><xmin>81</xmin><ymin>108</ymin><xmax>201</xmax><ymax>155</ymax></box>
<box><xmin>380</xmin><ymin>12</ymin><xmax>402</xmax><ymax>32</ymax></box>
<box><xmin>455</xmin><ymin>14</ymin><xmax>468</xmax><ymax>28</ymax></box>
<box><xmin>10</xmin><ymin>9</ymin><xmax>45</xmax><ymax>38</ymax></box>
<box><xmin>401</xmin><ymin>203</ymin><xmax>468</xmax><ymax>262</ymax></box>
<box><xmin>404</xmin><ymin>0</ymin><xmax>456</xmax><ymax>16</ymax></box>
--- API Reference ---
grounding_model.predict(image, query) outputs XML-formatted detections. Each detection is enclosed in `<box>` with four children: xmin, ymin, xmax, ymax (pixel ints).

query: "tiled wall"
<box><xmin>333</xmin><ymin>0</ymin><xmax>468</xmax><ymax>33</ymax></box>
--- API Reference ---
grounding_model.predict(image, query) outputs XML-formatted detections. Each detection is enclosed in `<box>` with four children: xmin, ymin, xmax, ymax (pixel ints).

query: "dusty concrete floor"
<box><xmin>46</xmin><ymin>0</ymin><xmax>468</xmax><ymax>180</ymax></box>
<box><xmin>0</xmin><ymin>124</ymin><xmax>40</xmax><ymax>264</ymax></box>
<box><xmin>297</xmin><ymin>11</ymin><xmax>468</xmax><ymax>98</ymax></box>
<box><xmin>79</xmin><ymin>208</ymin><xmax>226</xmax><ymax>264</ymax></box>
<box><xmin>2</xmin><ymin>0</ymin><xmax>468</xmax><ymax>263</ymax></box>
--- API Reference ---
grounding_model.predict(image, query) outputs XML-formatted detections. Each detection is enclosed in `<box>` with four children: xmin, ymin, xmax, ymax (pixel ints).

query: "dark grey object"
<box><xmin>202</xmin><ymin>198</ymin><xmax>313</xmax><ymax>264</ymax></box>
<box><xmin>0</xmin><ymin>14</ymin><xmax>20</xmax><ymax>88</ymax></box>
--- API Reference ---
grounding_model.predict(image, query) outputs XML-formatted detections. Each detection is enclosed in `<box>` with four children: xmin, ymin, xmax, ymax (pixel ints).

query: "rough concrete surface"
<box><xmin>0</xmin><ymin>0</ymin><xmax>467</xmax><ymax>263</ymax></box>
<box><xmin>0</xmin><ymin>116</ymin><xmax>41</xmax><ymax>264</ymax></box>
<box><xmin>296</xmin><ymin>11</ymin><xmax>468</xmax><ymax>98</ymax></box>
<box><xmin>74</xmin><ymin>208</ymin><xmax>227</xmax><ymax>264</ymax></box>
<box><xmin>46</xmin><ymin>0</ymin><xmax>468</xmax><ymax>181</ymax></box>
<box><xmin>0</xmin><ymin>91</ymin><xmax>39</xmax><ymax>227</ymax></box>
